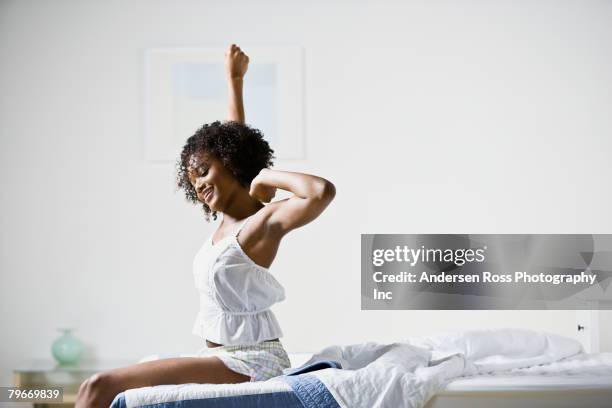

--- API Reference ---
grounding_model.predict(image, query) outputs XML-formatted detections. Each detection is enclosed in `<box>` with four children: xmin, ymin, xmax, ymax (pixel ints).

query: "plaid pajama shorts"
<box><xmin>196</xmin><ymin>339</ymin><xmax>291</xmax><ymax>382</ymax></box>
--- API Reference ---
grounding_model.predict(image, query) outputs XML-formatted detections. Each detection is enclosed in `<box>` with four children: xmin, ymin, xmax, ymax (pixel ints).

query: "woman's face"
<box><xmin>187</xmin><ymin>152</ymin><xmax>240</xmax><ymax>212</ymax></box>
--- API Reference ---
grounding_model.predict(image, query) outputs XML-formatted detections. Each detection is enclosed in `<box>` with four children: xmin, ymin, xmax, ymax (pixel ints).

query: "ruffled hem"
<box><xmin>192</xmin><ymin>309</ymin><xmax>283</xmax><ymax>346</ymax></box>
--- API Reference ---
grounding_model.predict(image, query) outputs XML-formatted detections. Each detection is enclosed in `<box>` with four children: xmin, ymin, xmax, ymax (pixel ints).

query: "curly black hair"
<box><xmin>176</xmin><ymin>120</ymin><xmax>275</xmax><ymax>222</ymax></box>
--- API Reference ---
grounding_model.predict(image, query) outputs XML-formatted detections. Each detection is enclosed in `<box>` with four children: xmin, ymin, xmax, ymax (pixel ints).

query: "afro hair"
<box><xmin>176</xmin><ymin>120</ymin><xmax>275</xmax><ymax>221</ymax></box>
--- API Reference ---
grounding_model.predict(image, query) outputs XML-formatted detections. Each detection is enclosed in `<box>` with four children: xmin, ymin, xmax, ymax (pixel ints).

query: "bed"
<box><xmin>110</xmin><ymin>331</ymin><xmax>612</xmax><ymax>408</ymax></box>
<box><xmin>111</xmin><ymin>368</ymin><xmax>612</xmax><ymax>408</ymax></box>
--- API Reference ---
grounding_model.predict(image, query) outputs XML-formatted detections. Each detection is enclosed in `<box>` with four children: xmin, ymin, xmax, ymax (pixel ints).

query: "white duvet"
<box><xmin>301</xmin><ymin>328</ymin><xmax>590</xmax><ymax>408</ymax></box>
<box><xmin>481</xmin><ymin>350</ymin><xmax>612</xmax><ymax>377</ymax></box>
<box><xmin>126</xmin><ymin>329</ymin><xmax>611</xmax><ymax>408</ymax></box>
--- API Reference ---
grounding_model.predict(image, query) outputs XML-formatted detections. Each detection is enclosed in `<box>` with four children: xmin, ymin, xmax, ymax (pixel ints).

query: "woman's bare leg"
<box><xmin>75</xmin><ymin>356</ymin><xmax>249</xmax><ymax>408</ymax></box>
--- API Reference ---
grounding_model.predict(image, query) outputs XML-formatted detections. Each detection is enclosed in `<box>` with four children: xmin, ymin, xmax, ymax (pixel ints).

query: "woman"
<box><xmin>75</xmin><ymin>44</ymin><xmax>335</xmax><ymax>407</ymax></box>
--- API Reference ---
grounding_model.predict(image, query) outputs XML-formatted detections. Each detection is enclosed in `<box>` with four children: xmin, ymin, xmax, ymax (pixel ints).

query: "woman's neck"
<box><xmin>220</xmin><ymin>192</ymin><xmax>264</xmax><ymax>223</ymax></box>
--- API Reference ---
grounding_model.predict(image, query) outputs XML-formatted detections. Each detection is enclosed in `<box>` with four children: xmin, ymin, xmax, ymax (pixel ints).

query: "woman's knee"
<box><xmin>76</xmin><ymin>372</ymin><xmax>115</xmax><ymax>408</ymax></box>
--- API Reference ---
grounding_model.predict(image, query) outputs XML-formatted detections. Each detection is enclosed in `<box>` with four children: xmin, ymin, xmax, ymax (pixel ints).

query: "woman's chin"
<box><xmin>199</xmin><ymin>198</ymin><xmax>214</xmax><ymax>211</ymax></box>
<box><xmin>207</xmin><ymin>198</ymin><xmax>220</xmax><ymax>212</ymax></box>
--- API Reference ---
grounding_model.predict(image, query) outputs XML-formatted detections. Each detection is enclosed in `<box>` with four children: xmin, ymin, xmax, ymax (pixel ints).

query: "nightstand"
<box><xmin>13</xmin><ymin>359</ymin><xmax>134</xmax><ymax>407</ymax></box>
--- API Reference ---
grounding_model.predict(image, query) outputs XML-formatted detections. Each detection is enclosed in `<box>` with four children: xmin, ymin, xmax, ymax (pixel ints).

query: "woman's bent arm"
<box><xmin>250</xmin><ymin>169</ymin><xmax>336</xmax><ymax>235</ymax></box>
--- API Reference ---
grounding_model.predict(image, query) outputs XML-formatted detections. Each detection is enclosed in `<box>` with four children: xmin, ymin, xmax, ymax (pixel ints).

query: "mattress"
<box><xmin>426</xmin><ymin>352</ymin><xmax>612</xmax><ymax>408</ymax></box>
<box><xmin>443</xmin><ymin>374</ymin><xmax>612</xmax><ymax>392</ymax></box>
<box><xmin>426</xmin><ymin>376</ymin><xmax>612</xmax><ymax>408</ymax></box>
<box><xmin>113</xmin><ymin>352</ymin><xmax>612</xmax><ymax>408</ymax></box>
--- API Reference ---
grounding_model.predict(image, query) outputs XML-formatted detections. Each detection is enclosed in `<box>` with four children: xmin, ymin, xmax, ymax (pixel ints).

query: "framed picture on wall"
<box><xmin>144</xmin><ymin>46</ymin><xmax>304</xmax><ymax>162</ymax></box>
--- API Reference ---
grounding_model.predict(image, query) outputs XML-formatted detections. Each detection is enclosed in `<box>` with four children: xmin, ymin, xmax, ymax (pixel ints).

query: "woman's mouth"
<box><xmin>203</xmin><ymin>186</ymin><xmax>214</xmax><ymax>203</ymax></box>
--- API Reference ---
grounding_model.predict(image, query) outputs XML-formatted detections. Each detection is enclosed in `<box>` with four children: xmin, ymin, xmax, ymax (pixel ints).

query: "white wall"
<box><xmin>1</xmin><ymin>0</ymin><xmax>611</xmax><ymax>391</ymax></box>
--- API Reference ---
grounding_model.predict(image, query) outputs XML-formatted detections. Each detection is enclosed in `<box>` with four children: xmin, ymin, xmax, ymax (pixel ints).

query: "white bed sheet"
<box><xmin>426</xmin><ymin>352</ymin><xmax>612</xmax><ymax>408</ymax></box>
<box><xmin>426</xmin><ymin>389</ymin><xmax>612</xmax><ymax>408</ymax></box>
<box><xmin>443</xmin><ymin>351</ymin><xmax>612</xmax><ymax>391</ymax></box>
<box><xmin>444</xmin><ymin>374</ymin><xmax>612</xmax><ymax>392</ymax></box>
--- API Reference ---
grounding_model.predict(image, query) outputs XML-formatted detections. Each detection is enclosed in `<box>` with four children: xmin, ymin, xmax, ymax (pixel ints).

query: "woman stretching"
<box><xmin>75</xmin><ymin>44</ymin><xmax>335</xmax><ymax>407</ymax></box>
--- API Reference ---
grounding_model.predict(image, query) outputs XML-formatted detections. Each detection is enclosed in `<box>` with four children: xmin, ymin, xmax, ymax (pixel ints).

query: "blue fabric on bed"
<box><xmin>278</xmin><ymin>360</ymin><xmax>342</xmax><ymax>408</ymax></box>
<box><xmin>283</xmin><ymin>360</ymin><xmax>343</xmax><ymax>375</ymax></box>
<box><xmin>108</xmin><ymin>360</ymin><xmax>342</xmax><ymax>408</ymax></box>
<box><xmin>110</xmin><ymin>393</ymin><xmax>126</xmax><ymax>408</ymax></box>
<box><xmin>281</xmin><ymin>375</ymin><xmax>341</xmax><ymax>408</ymax></box>
<box><xmin>109</xmin><ymin>390</ymin><xmax>303</xmax><ymax>408</ymax></box>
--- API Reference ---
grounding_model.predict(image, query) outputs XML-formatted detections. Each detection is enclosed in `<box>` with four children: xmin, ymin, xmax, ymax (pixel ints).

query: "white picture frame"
<box><xmin>144</xmin><ymin>46</ymin><xmax>304</xmax><ymax>162</ymax></box>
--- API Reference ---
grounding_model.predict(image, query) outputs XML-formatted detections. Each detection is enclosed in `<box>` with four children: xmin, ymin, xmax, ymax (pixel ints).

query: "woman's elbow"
<box><xmin>315</xmin><ymin>180</ymin><xmax>336</xmax><ymax>202</ymax></box>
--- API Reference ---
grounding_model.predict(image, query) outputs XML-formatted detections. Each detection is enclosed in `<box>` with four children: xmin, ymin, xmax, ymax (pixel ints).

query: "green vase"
<box><xmin>51</xmin><ymin>328</ymin><xmax>83</xmax><ymax>365</ymax></box>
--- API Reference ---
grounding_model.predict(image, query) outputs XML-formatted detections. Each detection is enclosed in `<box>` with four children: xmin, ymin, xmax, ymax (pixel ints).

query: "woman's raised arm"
<box><xmin>249</xmin><ymin>169</ymin><xmax>336</xmax><ymax>236</ymax></box>
<box><xmin>224</xmin><ymin>44</ymin><xmax>249</xmax><ymax>124</ymax></box>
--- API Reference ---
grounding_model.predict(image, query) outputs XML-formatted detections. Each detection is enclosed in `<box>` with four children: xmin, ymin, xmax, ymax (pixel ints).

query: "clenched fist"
<box><xmin>225</xmin><ymin>44</ymin><xmax>249</xmax><ymax>80</ymax></box>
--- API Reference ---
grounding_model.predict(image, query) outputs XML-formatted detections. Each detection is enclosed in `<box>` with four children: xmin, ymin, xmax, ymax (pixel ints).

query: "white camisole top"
<box><xmin>192</xmin><ymin>215</ymin><xmax>285</xmax><ymax>346</ymax></box>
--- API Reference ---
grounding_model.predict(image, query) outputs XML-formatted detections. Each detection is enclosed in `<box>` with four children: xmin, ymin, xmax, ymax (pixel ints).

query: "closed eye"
<box><xmin>188</xmin><ymin>166</ymin><xmax>208</xmax><ymax>184</ymax></box>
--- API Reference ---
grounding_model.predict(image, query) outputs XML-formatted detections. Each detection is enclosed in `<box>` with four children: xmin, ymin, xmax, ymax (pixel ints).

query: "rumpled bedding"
<box><xmin>112</xmin><ymin>329</ymin><xmax>604</xmax><ymax>408</ymax></box>
<box><xmin>299</xmin><ymin>328</ymin><xmax>585</xmax><ymax>407</ymax></box>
